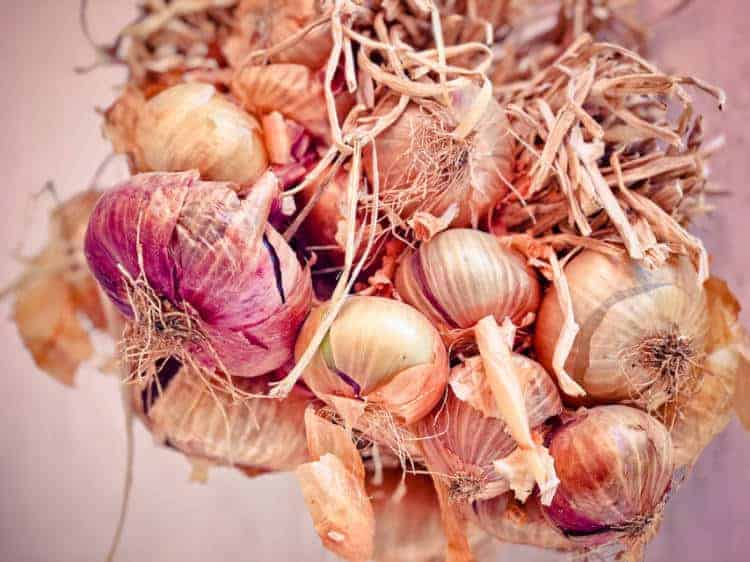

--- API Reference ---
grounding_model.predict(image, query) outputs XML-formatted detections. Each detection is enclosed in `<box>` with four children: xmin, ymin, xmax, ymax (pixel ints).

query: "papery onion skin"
<box><xmin>364</xmin><ymin>85</ymin><xmax>514</xmax><ymax>229</ymax></box>
<box><xmin>535</xmin><ymin>250</ymin><xmax>708</xmax><ymax>409</ymax></box>
<box><xmin>418</xmin><ymin>355</ymin><xmax>561</xmax><ymax>502</ymax></box>
<box><xmin>134</xmin><ymin>361</ymin><xmax>311</xmax><ymax>471</ymax></box>
<box><xmin>231</xmin><ymin>64</ymin><xmax>355</xmax><ymax>143</ymax></box>
<box><xmin>662</xmin><ymin>277</ymin><xmax>746</xmax><ymax>467</ymax></box>
<box><xmin>544</xmin><ymin>405</ymin><xmax>674</xmax><ymax>545</ymax></box>
<box><xmin>472</xmin><ymin>495</ymin><xmax>576</xmax><ymax>553</ymax></box>
<box><xmin>223</xmin><ymin>0</ymin><xmax>333</xmax><ymax>69</ymax></box>
<box><xmin>84</xmin><ymin>170</ymin><xmax>312</xmax><ymax>377</ymax></box>
<box><xmin>295</xmin><ymin>296</ymin><xmax>449</xmax><ymax>424</ymax></box>
<box><xmin>396</xmin><ymin>229</ymin><xmax>540</xmax><ymax>331</ymax></box>
<box><xmin>107</xmin><ymin>83</ymin><xmax>268</xmax><ymax>188</ymax></box>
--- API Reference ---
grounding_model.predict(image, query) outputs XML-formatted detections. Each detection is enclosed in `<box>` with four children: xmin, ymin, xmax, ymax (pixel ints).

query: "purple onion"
<box><xmin>85</xmin><ymin>170</ymin><xmax>312</xmax><ymax>377</ymax></box>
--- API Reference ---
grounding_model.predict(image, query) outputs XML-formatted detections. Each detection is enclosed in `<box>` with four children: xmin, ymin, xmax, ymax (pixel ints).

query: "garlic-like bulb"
<box><xmin>134</xmin><ymin>360</ymin><xmax>310</xmax><ymax>471</ymax></box>
<box><xmin>419</xmin><ymin>354</ymin><xmax>561</xmax><ymax>502</ymax></box>
<box><xmin>364</xmin><ymin>84</ymin><xmax>514</xmax><ymax>229</ymax></box>
<box><xmin>223</xmin><ymin>0</ymin><xmax>333</xmax><ymax>69</ymax></box>
<box><xmin>107</xmin><ymin>83</ymin><xmax>268</xmax><ymax>188</ymax></box>
<box><xmin>85</xmin><ymin>171</ymin><xmax>312</xmax><ymax>379</ymax></box>
<box><xmin>544</xmin><ymin>405</ymin><xmax>674</xmax><ymax>546</ymax></box>
<box><xmin>472</xmin><ymin>495</ymin><xmax>576</xmax><ymax>553</ymax></box>
<box><xmin>296</xmin><ymin>296</ymin><xmax>449</xmax><ymax>425</ymax></box>
<box><xmin>535</xmin><ymin>250</ymin><xmax>708</xmax><ymax>411</ymax></box>
<box><xmin>396</xmin><ymin>229</ymin><xmax>540</xmax><ymax>332</ymax></box>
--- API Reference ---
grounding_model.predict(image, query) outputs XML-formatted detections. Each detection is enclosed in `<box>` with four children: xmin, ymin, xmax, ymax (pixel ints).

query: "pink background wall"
<box><xmin>1</xmin><ymin>2</ymin><xmax>748</xmax><ymax>561</ymax></box>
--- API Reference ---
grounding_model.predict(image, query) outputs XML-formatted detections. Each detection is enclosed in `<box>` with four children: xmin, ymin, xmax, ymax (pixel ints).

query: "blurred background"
<box><xmin>1</xmin><ymin>1</ymin><xmax>748</xmax><ymax>561</ymax></box>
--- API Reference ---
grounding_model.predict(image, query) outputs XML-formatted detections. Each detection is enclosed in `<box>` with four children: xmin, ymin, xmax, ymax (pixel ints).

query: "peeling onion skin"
<box><xmin>107</xmin><ymin>83</ymin><xmax>269</xmax><ymax>188</ymax></box>
<box><xmin>535</xmin><ymin>250</ymin><xmax>708</xmax><ymax>409</ymax></box>
<box><xmin>472</xmin><ymin>495</ymin><xmax>576</xmax><ymax>553</ymax></box>
<box><xmin>133</xmin><ymin>363</ymin><xmax>311</xmax><ymax>471</ymax></box>
<box><xmin>84</xmin><ymin>170</ymin><xmax>312</xmax><ymax>377</ymax></box>
<box><xmin>396</xmin><ymin>229</ymin><xmax>540</xmax><ymax>331</ymax></box>
<box><xmin>364</xmin><ymin>85</ymin><xmax>514</xmax><ymax>229</ymax></box>
<box><xmin>295</xmin><ymin>296</ymin><xmax>449</xmax><ymax>424</ymax></box>
<box><xmin>419</xmin><ymin>356</ymin><xmax>561</xmax><ymax>503</ymax></box>
<box><xmin>544</xmin><ymin>405</ymin><xmax>674</xmax><ymax>546</ymax></box>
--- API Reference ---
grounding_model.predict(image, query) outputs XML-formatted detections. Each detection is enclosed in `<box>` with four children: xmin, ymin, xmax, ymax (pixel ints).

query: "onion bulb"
<box><xmin>364</xmin><ymin>84</ymin><xmax>514</xmax><ymax>229</ymax></box>
<box><xmin>544</xmin><ymin>405</ymin><xmax>674</xmax><ymax>546</ymax></box>
<box><xmin>105</xmin><ymin>83</ymin><xmax>268</xmax><ymax>188</ymax></box>
<box><xmin>223</xmin><ymin>0</ymin><xmax>333</xmax><ymax>69</ymax></box>
<box><xmin>85</xmin><ymin>170</ymin><xmax>312</xmax><ymax>379</ymax></box>
<box><xmin>535</xmin><ymin>250</ymin><xmax>708</xmax><ymax>411</ymax></box>
<box><xmin>133</xmin><ymin>359</ymin><xmax>310</xmax><ymax>471</ymax></box>
<box><xmin>472</xmin><ymin>495</ymin><xmax>576</xmax><ymax>553</ymax></box>
<box><xmin>419</xmin><ymin>354</ymin><xmax>561</xmax><ymax>503</ymax></box>
<box><xmin>295</xmin><ymin>296</ymin><xmax>449</xmax><ymax>425</ymax></box>
<box><xmin>396</xmin><ymin>229</ymin><xmax>540</xmax><ymax>334</ymax></box>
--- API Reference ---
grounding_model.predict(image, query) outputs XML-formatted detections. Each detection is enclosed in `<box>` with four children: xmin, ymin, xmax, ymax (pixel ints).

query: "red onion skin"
<box><xmin>84</xmin><ymin>170</ymin><xmax>312</xmax><ymax>377</ymax></box>
<box><xmin>543</xmin><ymin>406</ymin><xmax>674</xmax><ymax>544</ymax></box>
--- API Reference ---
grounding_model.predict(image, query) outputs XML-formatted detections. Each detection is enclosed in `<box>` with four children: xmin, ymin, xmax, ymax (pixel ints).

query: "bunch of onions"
<box><xmin>535</xmin><ymin>250</ymin><xmax>709</xmax><ymax>411</ymax></box>
<box><xmin>395</xmin><ymin>229</ymin><xmax>540</xmax><ymax>336</ymax></box>
<box><xmin>294</xmin><ymin>296</ymin><xmax>449</xmax><ymax>428</ymax></box>
<box><xmin>222</xmin><ymin>0</ymin><xmax>333</xmax><ymax>69</ymax></box>
<box><xmin>12</xmin><ymin>190</ymin><xmax>108</xmax><ymax>385</ymax></box>
<box><xmin>472</xmin><ymin>495</ymin><xmax>575</xmax><ymax>553</ymax></box>
<box><xmin>133</xmin><ymin>359</ymin><xmax>311</xmax><ymax>472</ymax></box>
<box><xmin>84</xmin><ymin>170</ymin><xmax>312</xmax><ymax>381</ymax></box>
<box><xmin>364</xmin><ymin>84</ymin><xmax>514</xmax><ymax>230</ymax></box>
<box><xmin>105</xmin><ymin>83</ymin><xmax>269</xmax><ymax>189</ymax></box>
<box><xmin>419</xmin><ymin>350</ymin><xmax>561</xmax><ymax>502</ymax></box>
<box><xmin>543</xmin><ymin>405</ymin><xmax>674</xmax><ymax>547</ymax></box>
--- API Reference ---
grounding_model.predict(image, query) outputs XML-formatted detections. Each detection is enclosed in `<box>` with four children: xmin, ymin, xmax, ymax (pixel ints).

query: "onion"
<box><xmin>419</xmin><ymin>353</ymin><xmax>561</xmax><ymax>503</ymax></box>
<box><xmin>231</xmin><ymin>63</ymin><xmax>355</xmax><ymax>143</ymax></box>
<box><xmin>84</xmin><ymin>170</ymin><xmax>312</xmax><ymax>380</ymax></box>
<box><xmin>535</xmin><ymin>250</ymin><xmax>708</xmax><ymax>411</ymax></box>
<box><xmin>133</xmin><ymin>359</ymin><xmax>310</xmax><ymax>471</ymax></box>
<box><xmin>662</xmin><ymin>277</ymin><xmax>749</xmax><ymax>467</ymax></box>
<box><xmin>364</xmin><ymin>84</ymin><xmax>514</xmax><ymax>230</ymax></box>
<box><xmin>472</xmin><ymin>495</ymin><xmax>576</xmax><ymax>553</ymax></box>
<box><xmin>12</xmin><ymin>191</ymin><xmax>107</xmax><ymax>385</ymax></box>
<box><xmin>544</xmin><ymin>405</ymin><xmax>674</xmax><ymax>547</ymax></box>
<box><xmin>105</xmin><ymin>83</ymin><xmax>269</xmax><ymax>188</ymax></box>
<box><xmin>395</xmin><ymin>229</ymin><xmax>540</xmax><ymax>334</ymax></box>
<box><xmin>223</xmin><ymin>0</ymin><xmax>333</xmax><ymax>69</ymax></box>
<box><xmin>295</xmin><ymin>296</ymin><xmax>449</xmax><ymax>426</ymax></box>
